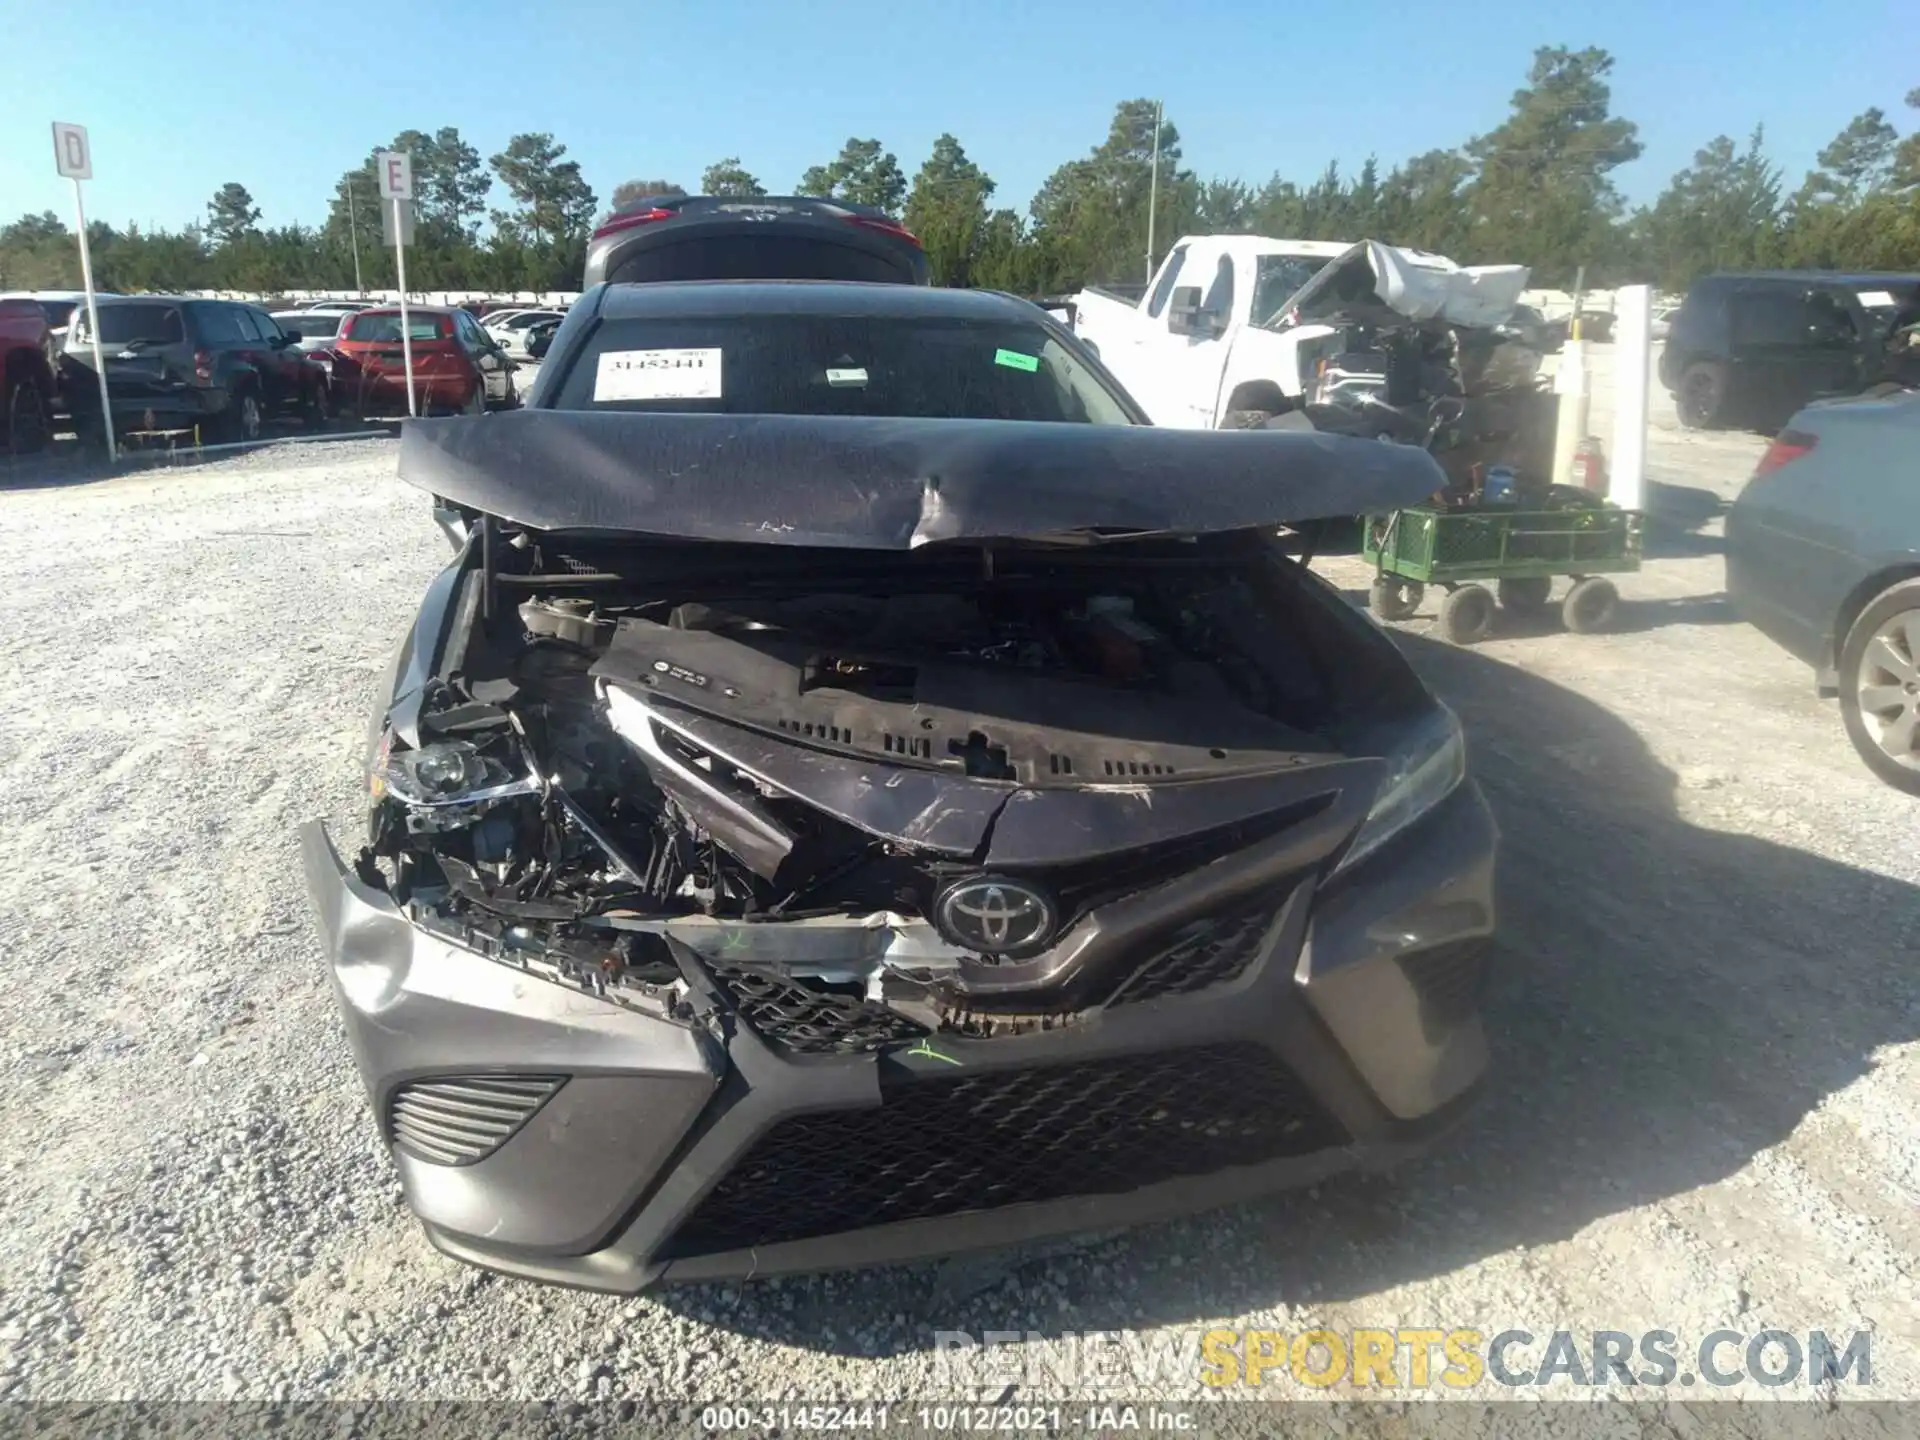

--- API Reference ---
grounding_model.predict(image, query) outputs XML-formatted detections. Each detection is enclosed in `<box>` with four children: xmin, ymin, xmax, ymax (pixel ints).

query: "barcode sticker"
<box><xmin>594</xmin><ymin>348</ymin><xmax>723</xmax><ymax>401</ymax></box>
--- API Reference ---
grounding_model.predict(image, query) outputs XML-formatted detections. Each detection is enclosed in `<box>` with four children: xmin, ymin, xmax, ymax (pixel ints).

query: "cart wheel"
<box><xmin>1497</xmin><ymin>576</ymin><xmax>1553</xmax><ymax>613</ymax></box>
<box><xmin>1438</xmin><ymin>584</ymin><xmax>1495</xmax><ymax>644</ymax></box>
<box><xmin>1370</xmin><ymin>577</ymin><xmax>1424</xmax><ymax>621</ymax></box>
<box><xmin>1563</xmin><ymin>576</ymin><xmax>1620</xmax><ymax>633</ymax></box>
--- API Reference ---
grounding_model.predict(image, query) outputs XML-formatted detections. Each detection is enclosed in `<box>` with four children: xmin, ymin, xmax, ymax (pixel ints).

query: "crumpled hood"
<box><xmin>398</xmin><ymin>409</ymin><xmax>1444</xmax><ymax>546</ymax></box>
<box><xmin>1275</xmin><ymin>240</ymin><xmax>1531</xmax><ymax>331</ymax></box>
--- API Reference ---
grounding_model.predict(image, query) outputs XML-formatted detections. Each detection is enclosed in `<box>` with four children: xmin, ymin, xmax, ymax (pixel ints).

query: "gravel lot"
<box><xmin>3</xmin><ymin>379</ymin><xmax>1917</xmax><ymax>1415</ymax></box>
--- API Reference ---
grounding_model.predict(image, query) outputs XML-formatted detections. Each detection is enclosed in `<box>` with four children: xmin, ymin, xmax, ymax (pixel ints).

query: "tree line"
<box><xmin>3</xmin><ymin>49</ymin><xmax>1916</xmax><ymax>300</ymax></box>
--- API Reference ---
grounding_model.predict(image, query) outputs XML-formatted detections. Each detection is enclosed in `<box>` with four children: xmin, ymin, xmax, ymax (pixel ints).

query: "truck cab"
<box><xmin>1065</xmin><ymin>236</ymin><xmax>1353</xmax><ymax>428</ymax></box>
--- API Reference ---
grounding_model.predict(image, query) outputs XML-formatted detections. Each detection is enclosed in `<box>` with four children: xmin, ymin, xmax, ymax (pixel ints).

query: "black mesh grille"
<box><xmin>387</xmin><ymin>1074</ymin><xmax>565</xmax><ymax>1166</ymax></box>
<box><xmin>665</xmin><ymin>1043</ymin><xmax>1342</xmax><ymax>1256</ymax></box>
<box><xmin>1106</xmin><ymin>902</ymin><xmax>1284</xmax><ymax>1005</ymax></box>
<box><xmin>709</xmin><ymin>962</ymin><xmax>928</xmax><ymax>1055</ymax></box>
<box><xmin>1399</xmin><ymin>941</ymin><xmax>1488</xmax><ymax>1031</ymax></box>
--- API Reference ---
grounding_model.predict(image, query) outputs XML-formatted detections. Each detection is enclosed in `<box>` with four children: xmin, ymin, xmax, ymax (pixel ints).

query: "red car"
<box><xmin>1</xmin><ymin>297</ymin><xmax>59</xmax><ymax>453</ymax></box>
<box><xmin>332</xmin><ymin>307</ymin><xmax>520</xmax><ymax>416</ymax></box>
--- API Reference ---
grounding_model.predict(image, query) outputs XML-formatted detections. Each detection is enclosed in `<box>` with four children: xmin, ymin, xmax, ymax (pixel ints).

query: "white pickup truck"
<box><xmin>1062</xmin><ymin>236</ymin><xmax>1353</xmax><ymax>429</ymax></box>
<box><xmin>1061</xmin><ymin>235</ymin><xmax>1530</xmax><ymax>430</ymax></box>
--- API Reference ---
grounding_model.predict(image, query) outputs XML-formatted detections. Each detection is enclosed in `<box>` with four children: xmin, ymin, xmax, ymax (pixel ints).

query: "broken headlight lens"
<box><xmin>1338</xmin><ymin>704</ymin><xmax>1466</xmax><ymax>871</ymax></box>
<box><xmin>378</xmin><ymin>740</ymin><xmax>536</xmax><ymax>808</ymax></box>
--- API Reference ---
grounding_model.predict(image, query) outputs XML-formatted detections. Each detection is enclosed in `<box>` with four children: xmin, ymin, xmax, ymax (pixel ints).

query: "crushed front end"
<box><xmin>304</xmin><ymin>523</ymin><xmax>1496</xmax><ymax>1289</ymax></box>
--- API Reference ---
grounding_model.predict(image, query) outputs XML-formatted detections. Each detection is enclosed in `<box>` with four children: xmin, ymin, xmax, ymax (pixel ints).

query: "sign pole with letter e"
<box><xmin>376</xmin><ymin>150</ymin><xmax>416</xmax><ymax>417</ymax></box>
<box><xmin>52</xmin><ymin>122</ymin><xmax>115</xmax><ymax>463</ymax></box>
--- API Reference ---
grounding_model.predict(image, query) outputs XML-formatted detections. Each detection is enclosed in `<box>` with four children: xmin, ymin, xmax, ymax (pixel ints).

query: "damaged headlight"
<box><xmin>1338</xmin><ymin>704</ymin><xmax>1467</xmax><ymax>871</ymax></box>
<box><xmin>375</xmin><ymin>738</ymin><xmax>538</xmax><ymax>821</ymax></box>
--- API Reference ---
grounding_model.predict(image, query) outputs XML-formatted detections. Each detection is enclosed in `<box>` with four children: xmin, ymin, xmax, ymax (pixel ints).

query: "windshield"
<box><xmin>551</xmin><ymin>313</ymin><xmax>1136</xmax><ymax>424</ymax></box>
<box><xmin>344</xmin><ymin>313</ymin><xmax>449</xmax><ymax>342</ymax></box>
<box><xmin>1250</xmin><ymin>254</ymin><xmax>1336</xmax><ymax>327</ymax></box>
<box><xmin>37</xmin><ymin>300</ymin><xmax>78</xmax><ymax>328</ymax></box>
<box><xmin>74</xmin><ymin>303</ymin><xmax>184</xmax><ymax>346</ymax></box>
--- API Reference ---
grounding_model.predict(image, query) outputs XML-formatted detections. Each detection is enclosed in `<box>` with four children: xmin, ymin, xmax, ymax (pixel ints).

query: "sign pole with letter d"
<box><xmin>376</xmin><ymin>151</ymin><xmax>416</xmax><ymax>417</ymax></box>
<box><xmin>52</xmin><ymin>122</ymin><xmax>115</xmax><ymax>463</ymax></box>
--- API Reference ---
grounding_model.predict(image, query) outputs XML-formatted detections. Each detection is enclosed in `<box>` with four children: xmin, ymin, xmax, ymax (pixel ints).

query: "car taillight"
<box><xmin>1754</xmin><ymin>430</ymin><xmax>1816</xmax><ymax>476</ymax></box>
<box><xmin>590</xmin><ymin>207</ymin><xmax>675</xmax><ymax>241</ymax></box>
<box><xmin>847</xmin><ymin>214</ymin><xmax>923</xmax><ymax>248</ymax></box>
<box><xmin>193</xmin><ymin>349</ymin><xmax>213</xmax><ymax>381</ymax></box>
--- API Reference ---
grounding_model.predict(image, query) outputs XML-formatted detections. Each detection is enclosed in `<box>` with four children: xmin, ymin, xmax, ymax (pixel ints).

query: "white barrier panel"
<box><xmin>1550</xmin><ymin>339</ymin><xmax>1589</xmax><ymax>488</ymax></box>
<box><xmin>1611</xmin><ymin>284</ymin><xmax>1652</xmax><ymax>512</ymax></box>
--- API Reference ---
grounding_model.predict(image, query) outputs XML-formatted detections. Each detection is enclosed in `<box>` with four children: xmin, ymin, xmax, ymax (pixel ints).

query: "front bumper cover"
<box><xmin>301</xmin><ymin>777</ymin><xmax>1496</xmax><ymax>1292</ymax></box>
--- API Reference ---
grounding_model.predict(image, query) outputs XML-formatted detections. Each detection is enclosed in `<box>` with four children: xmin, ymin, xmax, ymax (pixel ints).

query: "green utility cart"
<box><xmin>1361</xmin><ymin>496</ymin><xmax>1645</xmax><ymax>644</ymax></box>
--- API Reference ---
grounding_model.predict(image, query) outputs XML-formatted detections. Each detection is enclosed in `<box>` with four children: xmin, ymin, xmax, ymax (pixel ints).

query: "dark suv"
<box><xmin>63</xmin><ymin>296</ymin><xmax>330</xmax><ymax>443</ymax></box>
<box><xmin>1659</xmin><ymin>272</ymin><xmax>1920</xmax><ymax>430</ymax></box>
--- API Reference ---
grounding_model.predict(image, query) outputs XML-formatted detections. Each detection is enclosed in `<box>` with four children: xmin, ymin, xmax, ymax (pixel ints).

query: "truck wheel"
<box><xmin>1369</xmin><ymin>578</ymin><xmax>1424</xmax><ymax>621</ymax></box>
<box><xmin>1676</xmin><ymin>362</ymin><xmax>1727</xmax><ymax>429</ymax></box>
<box><xmin>1562</xmin><ymin>576</ymin><xmax>1619</xmax><ymax>633</ymax></box>
<box><xmin>1438</xmin><ymin>584</ymin><xmax>1495</xmax><ymax>644</ymax></box>
<box><xmin>218</xmin><ymin>391</ymin><xmax>263</xmax><ymax>444</ymax></box>
<box><xmin>303</xmin><ymin>379</ymin><xmax>332</xmax><ymax>430</ymax></box>
<box><xmin>1497</xmin><ymin>577</ymin><xmax>1552</xmax><ymax>614</ymax></box>
<box><xmin>4</xmin><ymin>373</ymin><xmax>49</xmax><ymax>455</ymax></box>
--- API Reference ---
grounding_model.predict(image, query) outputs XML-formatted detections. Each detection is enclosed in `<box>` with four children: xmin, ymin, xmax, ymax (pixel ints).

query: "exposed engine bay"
<box><xmin>362</xmin><ymin>530</ymin><xmax>1413</xmax><ymax>1047</ymax></box>
<box><xmin>1275</xmin><ymin>240</ymin><xmax>1556</xmax><ymax>494</ymax></box>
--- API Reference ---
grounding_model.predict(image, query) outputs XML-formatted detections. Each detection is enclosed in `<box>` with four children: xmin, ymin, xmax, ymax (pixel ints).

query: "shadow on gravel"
<box><xmin>1336</xmin><ymin>588</ymin><xmax>1736</xmax><ymax>641</ymax></box>
<box><xmin>1644</xmin><ymin>478</ymin><xmax>1729</xmax><ymax>560</ymax></box>
<box><xmin>0</xmin><ymin>421</ymin><xmax>397</xmax><ymax>492</ymax></box>
<box><xmin>657</xmin><ymin>629</ymin><xmax>1920</xmax><ymax>1356</ymax></box>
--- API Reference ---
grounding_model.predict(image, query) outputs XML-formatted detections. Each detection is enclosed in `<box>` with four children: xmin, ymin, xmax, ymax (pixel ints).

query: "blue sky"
<box><xmin>3</xmin><ymin>0</ymin><xmax>1912</xmax><ymax>235</ymax></box>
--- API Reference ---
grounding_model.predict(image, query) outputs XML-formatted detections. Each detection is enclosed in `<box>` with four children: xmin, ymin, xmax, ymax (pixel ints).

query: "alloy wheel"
<box><xmin>1854</xmin><ymin>609</ymin><xmax>1920</xmax><ymax>769</ymax></box>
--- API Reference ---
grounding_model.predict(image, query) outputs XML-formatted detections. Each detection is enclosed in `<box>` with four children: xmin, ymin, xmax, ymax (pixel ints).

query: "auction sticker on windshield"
<box><xmin>595</xmin><ymin>348</ymin><xmax>723</xmax><ymax>401</ymax></box>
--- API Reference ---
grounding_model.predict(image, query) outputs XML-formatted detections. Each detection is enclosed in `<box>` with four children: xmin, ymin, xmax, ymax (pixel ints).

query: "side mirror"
<box><xmin>1169</xmin><ymin>286</ymin><xmax>1226</xmax><ymax>338</ymax></box>
<box><xmin>1167</xmin><ymin>286</ymin><xmax>1205</xmax><ymax>336</ymax></box>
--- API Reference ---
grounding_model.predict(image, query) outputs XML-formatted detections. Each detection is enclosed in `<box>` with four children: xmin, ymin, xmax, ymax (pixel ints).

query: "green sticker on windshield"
<box><xmin>994</xmin><ymin>348</ymin><xmax>1040</xmax><ymax>373</ymax></box>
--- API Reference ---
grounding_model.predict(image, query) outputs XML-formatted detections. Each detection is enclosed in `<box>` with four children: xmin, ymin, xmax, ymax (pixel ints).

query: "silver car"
<box><xmin>269</xmin><ymin>311</ymin><xmax>347</xmax><ymax>353</ymax></box>
<box><xmin>485</xmin><ymin>309</ymin><xmax>567</xmax><ymax>355</ymax></box>
<box><xmin>1726</xmin><ymin>389</ymin><xmax>1920</xmax><ymax>793</ymax></box>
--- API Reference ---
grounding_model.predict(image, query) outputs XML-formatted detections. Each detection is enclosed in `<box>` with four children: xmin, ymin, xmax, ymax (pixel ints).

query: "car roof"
<box><xmin>346</xmin><ymin>305</ymin><xmax>458</xmax><ymax>317</ymax></box>
<box><xmin>1164</xmin><ymin>234</ymin><xmax>1354</xmax><ymax>261</ymax></box>
<box><xmin>90</xmin><ymin>294</ymin><xmax>283</xmax><ymax>308</ymax></box>
<box><xmin>1698</xmin><ymin>271</ymin><xmax>1920</xmax><ymax>288</ymax></box>
<box><xmin>592</xmin><ymin>279</ymin><xmax>1042</xmax><ymax>323</ymax></box>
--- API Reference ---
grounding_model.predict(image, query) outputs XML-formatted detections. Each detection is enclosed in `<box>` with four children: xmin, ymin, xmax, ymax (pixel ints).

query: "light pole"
<box><xmin>346</xmin><ymin>174</ymin><xmax>364</xmax><ymax>294</ymax></box>
<box><xmin>1145</xmin><ymin>99</ymin><xmax>1163</xmax><ymax>286</ymax></box>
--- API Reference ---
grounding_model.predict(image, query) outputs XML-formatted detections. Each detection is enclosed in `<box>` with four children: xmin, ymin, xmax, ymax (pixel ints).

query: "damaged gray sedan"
<box><xmin>302</xmin><ymin>280</ymin><xmax>1497</xmax><ymax>1290</ymax></box>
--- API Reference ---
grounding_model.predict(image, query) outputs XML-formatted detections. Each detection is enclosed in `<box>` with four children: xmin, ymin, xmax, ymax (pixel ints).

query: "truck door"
<box><xmin>1155</xmin><ymin>253</ymin><xmax>1238</xmax><ymax>428</ymax></box>
<box><xmin>1094</xmin><ymin>243</ymin><xmax>1188</xmax><ymax>414</ymax></box>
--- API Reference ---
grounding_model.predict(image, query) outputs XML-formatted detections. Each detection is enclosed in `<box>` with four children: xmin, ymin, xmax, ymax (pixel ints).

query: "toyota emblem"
<box><xmin>934</xmin><ymin>876</ymin><xmax>1058</xmax><ymax>957</ymax></box>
